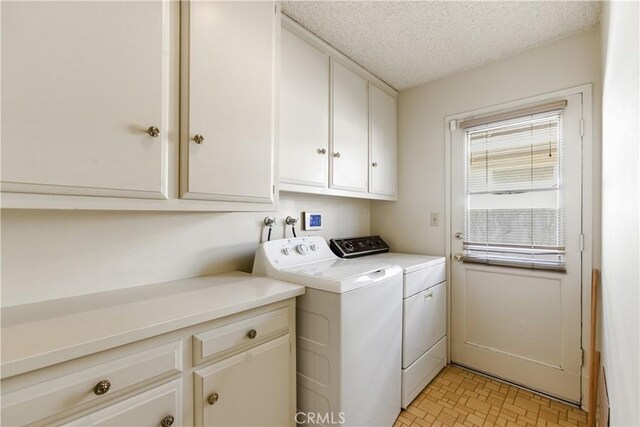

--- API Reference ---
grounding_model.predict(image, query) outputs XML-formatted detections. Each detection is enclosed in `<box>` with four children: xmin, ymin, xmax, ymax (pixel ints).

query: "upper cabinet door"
<box><xmin>181</xmin><ymin>1</ymin><xmax>276</xmax><ymax>203</ymax></box>
<box><xmin>330</xmin><ymin>61</ymin><xmax>369</xmax><ymax>193</ymax></box>
<box><xmin>369</xmin><ymin>85</ymin><xmax>398</xmax><ymax>197</ymax></box>
<box><xmin>280</xmin><ymin>28</ymin><xmax>329</xmax><ymax>188</ymax></box>
<box><xmin>1</xmin><ymin>1</ymin><xmax>169</xmax><ymax>199</ymax></box>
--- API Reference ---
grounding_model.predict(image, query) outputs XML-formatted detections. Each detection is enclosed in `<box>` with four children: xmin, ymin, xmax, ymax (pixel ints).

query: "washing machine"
<box><xmin>330</xmin><ymin>236</ymin><xmax>447</xmax><ymax>408</ymax></box>
<box><xmin>253</xmin><ymin>236</ymin><xmax>403</xmax><ymax>426</ymax></box>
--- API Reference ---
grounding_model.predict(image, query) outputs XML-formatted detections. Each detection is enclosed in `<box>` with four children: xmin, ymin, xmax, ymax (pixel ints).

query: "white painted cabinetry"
<box><xmin>331</xmin><ymin>62</ymin><xmax>370</xmax><ymax>193</ymax></box>
<box><xmin>63</xmin><ymin>379</ymin><xmax>182</xmax><ymax>427</ymax></box>
<box><xmin>0</xmin><ymin>1</ymin><xmax>169</xmax><ymax>200</ymax></box>
<box><xmin>280</xmin><ymin>27</ymin><xmax>330</xmax><ymax>188</ymax></box>
<box><xmin>369</xmin><ymin>84</ymin><xmax>398</xmax><ymax>197</ymax></box>
<box><xmin>1</xmin><ymin>274</ymin><xmax>301</xmax><ymax>427</ymax></box>
<box><xmin>278</xmin><ymin>17</ymin><xmax>398</xmax><ymax>201</ymax></box>
<box><xmin>180</xmin><ymin>1</ymin><xmax>277</xmax><ymax>204</ymax></box>
<box><xmin>194</xmin><ymin>335</ymin><xmax>291</xmax><ymax>427</ymax></box>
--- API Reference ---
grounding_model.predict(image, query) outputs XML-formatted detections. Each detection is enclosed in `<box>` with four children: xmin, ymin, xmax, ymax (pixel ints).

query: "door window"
<box><xmin>463</xmin><ymin>110</ymin><xmax>566</xmax><ymax>270</ymax></box>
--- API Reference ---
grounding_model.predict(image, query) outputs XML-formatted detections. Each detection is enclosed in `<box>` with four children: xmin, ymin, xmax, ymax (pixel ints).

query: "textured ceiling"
<box><xmin>282</xmin><ymin>1</ymin><xmax>601</xmax><ymax>90</ymax></box>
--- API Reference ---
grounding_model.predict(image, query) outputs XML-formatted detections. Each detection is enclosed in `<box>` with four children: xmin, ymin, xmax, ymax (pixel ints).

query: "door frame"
<box><xmin>444</xmin><ymin>84</ymin><xmax>594</xmax><ymax>408</ymax></box>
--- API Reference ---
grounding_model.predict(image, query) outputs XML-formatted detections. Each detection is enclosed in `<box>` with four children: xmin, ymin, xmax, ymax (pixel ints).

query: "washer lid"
<box><xmin>277</xmin><ymin>259</ymin><xmax>402</xmax><ymax>293</ymax></box>
<box><xmin>361</xmin><ymin>253</ymin><xmax>446</xmax><ymax>274</ymax></box>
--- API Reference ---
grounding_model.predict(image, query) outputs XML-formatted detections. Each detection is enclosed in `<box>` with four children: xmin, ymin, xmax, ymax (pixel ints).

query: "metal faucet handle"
<box><xmin>285</xmin><ymin>216</ymin><xmax>299</xmax><ymax>226</ymax></box>
<box><xmin>264</xmin><ymin>216</ymin><xmax>276</xmax><ymax>227</ymax></box>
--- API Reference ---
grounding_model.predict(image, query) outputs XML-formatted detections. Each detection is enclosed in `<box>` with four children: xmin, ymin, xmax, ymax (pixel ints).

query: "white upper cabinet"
<box><xmin>280</xmin><ymin>28</ymin><xmax>330</xmax><ymax>188</ymax></box>
<box><xmin>369</xmin><ymin>84</ymin><xmax>398</xmax><ymax>197</ymax></box>
<box><xmin>181</xmin><ymin>1</ymin><xmax>277</xmax><ymax>204</ymax></box>
<box><xmin>278</xmin><ymin>16</ymin><xmax>397</xmax><ymax>201</ymax></box>
<box><xmin>1</xmin><ymin>1</ymin><xmax>169</xmax><ymax>199</ymax></box>
<box><xmin>330</xmin><ymin>61</ymin><xmax>369</xmax><ymax>193</ymax></box>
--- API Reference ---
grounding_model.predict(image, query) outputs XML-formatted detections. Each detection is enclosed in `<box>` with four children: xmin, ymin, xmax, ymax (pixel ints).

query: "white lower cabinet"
<box><xmin>64</xmin><ymin>379</ymin><xmax>182</xmax><ymax>427</ymax></box>
<box><xmin>194</xmin><ymin>335</ymin><xmax>291</xmax><ymax>427</ymax></box>
<box><xmin>0</xmin><ymin>299</ymin><xmax>296</xmax><ymax>427</ymax></box>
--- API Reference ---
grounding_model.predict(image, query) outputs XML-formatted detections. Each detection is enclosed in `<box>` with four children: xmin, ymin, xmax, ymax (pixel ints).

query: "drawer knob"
<box><xmin>208</xmin><ymin>392</ymin><xmax>220</xmax><ymax>405</ymax></box>
<box><xmin>93</xmin><ymin>380</ymin><xmax>111</xmax><ymax>396</ymax></box>
<box><xmin>318</xmin><ymin>148</ymin><xmax>327</xmax><ymax>154</ymax></box>
<box><xmin>160</xmin><ymin>415</ymin><xmax>175</xmax><ymax>427</ymax></box>
<box><xmin>147</xmin><ymin>126</ymin><xmax>160</xmax><ymax>138</ymax></box>
<box><xmin>247</xmin><ymin>329</ymin><xmax>257</xmax><ymax>339</ymax></box>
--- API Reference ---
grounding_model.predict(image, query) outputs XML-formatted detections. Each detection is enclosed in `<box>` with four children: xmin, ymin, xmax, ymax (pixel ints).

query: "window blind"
<box><xmin>463</xmin><ymin>109</ymin><xmax>566</xmax><ymax>271</ymax></box>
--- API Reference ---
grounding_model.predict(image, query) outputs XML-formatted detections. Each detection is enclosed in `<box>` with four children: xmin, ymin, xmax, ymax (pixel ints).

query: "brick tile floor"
<box><xmin>394</xmin><ymin>365</ymin><xmax>587</xmax><ymax>427</ymax></box>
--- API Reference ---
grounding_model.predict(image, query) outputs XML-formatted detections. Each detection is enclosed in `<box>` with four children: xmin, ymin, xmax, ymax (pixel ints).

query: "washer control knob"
<box><xmin>343</xmin><ymin>241</ymin><xmax>354</xmax><ymax>251</ymax></box>
<box><xmin>283</xmin><ymin>247</ymin><xmax>295</xmax><ymax>256</ymax></box>
<box><xmin>309</xmin><ymin>244</ymin><xmax>318</xmax><ymax>252</ymax></box>
<box><xmin>296</xmin><ymin>244</ymin><xmax>309</xmax><ymax>255</ymax></box>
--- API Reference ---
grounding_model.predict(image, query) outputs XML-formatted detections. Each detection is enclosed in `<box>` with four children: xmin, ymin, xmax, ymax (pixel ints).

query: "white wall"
<box><xmin>370</xmin><ymin>27</ymin><xmax>602</xmax><ymax>407</ymax></box>
<box><xmin>0</xmin><ymin>193</ymin><xmax>369</xmax><ymax>307</ymax></box>
<box><xmin>600</xmin><ymin>2</ymin><xmax>640</xmax><ymax>425</ymax></box>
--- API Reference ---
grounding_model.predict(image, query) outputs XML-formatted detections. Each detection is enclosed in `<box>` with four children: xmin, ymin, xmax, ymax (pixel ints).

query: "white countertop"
<box><xmin>1</xmin><ymin>272</ymin><xmax>304</xmax><ymax>379</ymax></box>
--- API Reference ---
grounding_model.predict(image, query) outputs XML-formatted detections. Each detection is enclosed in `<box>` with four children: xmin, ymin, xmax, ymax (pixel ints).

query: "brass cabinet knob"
<box><xmin>333</xmin><ymin>152</ymin><xmax>341</xmax><ymax>158</ymax></box>
<box><xmin>193</xmin><ymin>134</ymin><xmax>205</xmax><ymax>144</ymax></box>
<box><xmin>147</xmin><ymin>126</ymin><xmax>160</xmax><ymax>137</ymax></box>
<box><xmin>454</xmin><ymin>253</ymin><xmax>464</xmax><ymax>262</ymax></box>
<box><xmin>372</xmin><ymin>162</ymin><xmax>378</xmax><ymax>167</ymax></box>
<box><xmin>247</xmin><ymin>329</ymin><xmax>257</xmax><ymax>339</ymax></box>
<box><xmin>160</xmin><ymin>415</ymin><xmax>174</xmax><ymax>427</ymax></box>
<box><xmin>318</xmin><ymin>148</ymin><xmax>327</xmax><ymax>154</ymax></box>
<box><xmin>93</xmin><ymin>380</ymin><xmax>111</xmax><ymax>396</ymax></box>
<box><xmin>207</xmin><ymin>392</ymin><xmax>220</xmax><ymax>405</ymax></box>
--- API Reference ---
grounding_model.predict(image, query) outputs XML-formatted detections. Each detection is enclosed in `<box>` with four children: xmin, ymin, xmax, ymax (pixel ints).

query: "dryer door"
<box><xmin>403</xmin><ymin>281</ymin><xmax>446</xmax><ymax>368</ymax></box>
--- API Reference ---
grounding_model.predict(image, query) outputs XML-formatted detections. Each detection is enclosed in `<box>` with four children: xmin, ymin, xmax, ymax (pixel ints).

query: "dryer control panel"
<box><xmin>330</xmin><ymin>235</ymin><xmax>390</xmax><ymax>258</ymax></box>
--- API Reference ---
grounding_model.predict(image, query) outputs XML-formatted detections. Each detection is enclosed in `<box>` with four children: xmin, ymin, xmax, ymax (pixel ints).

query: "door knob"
<box><xmin>372</xmin><ymin>162</ymin><xmax>378</xmax><ymax>167</ymax></box>
<box><xmin>318</xmin><ymin>148</ymin><xmax>327</xmax><ymax>154</ymax></box>
<box><xmin>161</xmin><ymin>416</ymin><xmax>175</xmax><ymax>427</ymax></box>
<box><xmin>333</xmin><ymin>152</ymin><xmax>341</xmax><ymax>158</ymax></box>
<box><xmin>454</xmin><ymin>253</ymin><xmax>464</xmax><ymax>262</ymax></box>
<box><xmin>193</xmin><ymin>134</ymin><xmax>205</xmax><ymax>144</ymax></box>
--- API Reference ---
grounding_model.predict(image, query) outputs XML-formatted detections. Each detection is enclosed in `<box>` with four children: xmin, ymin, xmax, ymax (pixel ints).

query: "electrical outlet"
<box><xmin>430</xmin><ymin>212</ymin><xmax>439</xmax><ymax>227</ymax></box>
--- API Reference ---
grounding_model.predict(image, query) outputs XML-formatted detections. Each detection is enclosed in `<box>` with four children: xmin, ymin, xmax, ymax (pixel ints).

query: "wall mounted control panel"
<box><xmin>303</xmin><ymin>212</ymin><xmax>323</xmax><ymax>230</ymax></box>
<box><xmin>329</xmin><ymin>235</ymin><xmax>390</xmax><ymax>258</ymax></box>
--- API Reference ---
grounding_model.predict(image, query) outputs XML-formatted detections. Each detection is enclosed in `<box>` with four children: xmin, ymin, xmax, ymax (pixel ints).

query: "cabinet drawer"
<box><xmin>2</xmin><ymin>341</ymin><xmax>182</xmax><ymax>426</ymax></box>
<box><xmin>64</xmin><ymin>379</ymin><xmax>182</xmax><ymax>427</ymax></box>
<box><xmin>193</xmin><ymin>307</ymin><xmax>289</xmax><ymax>366</ymax></box>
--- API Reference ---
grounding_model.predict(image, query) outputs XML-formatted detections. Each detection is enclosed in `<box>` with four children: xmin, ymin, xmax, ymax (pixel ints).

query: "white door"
<box><xmin>330</xmin><ymin>61</ymin><xmax>369</xmax><ymax>193</ymax></box>
<box><xmin>194</xmin><ymin>335</ymin><xmax>291</xmax><ymax>427</ymax></box>
<box><xmin>369</xmin><ymin>84</ymin><xmax>398</xmax><ymax>197</ymax></box>
<box><xmin>450</xmin><ymin>93</ymin><xmax>584</xmax><ymax>402</ymax></box>
<box><xmin>280</xmin><ymin>27</ymin><xmax>329</xmax><ymax>188</ymax></box>
<box><xmin>1</xmin><ymin>1</ymin><xmax>169</xmax><ymax>199</ymax></box>
<box><xmin>181</xmin><ymin>1</ymin><xmax>276</xmax><ymax>203</ymax></box>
